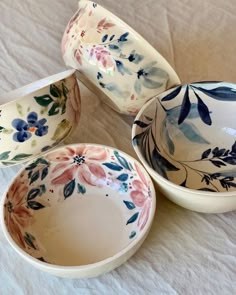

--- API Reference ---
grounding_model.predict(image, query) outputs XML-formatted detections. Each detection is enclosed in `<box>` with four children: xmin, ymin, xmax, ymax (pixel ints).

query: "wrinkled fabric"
<box><xmin>1</xmin><ymin>0</ymin><xmax>236</xmax><ymax>294</ymax></box>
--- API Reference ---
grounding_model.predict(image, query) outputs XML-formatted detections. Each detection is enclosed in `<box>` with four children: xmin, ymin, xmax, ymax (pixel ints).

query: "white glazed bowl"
<box><xmin>132</xmin><ymin>82</ymin><xmax>236</xmax><ymax>213</ymax></box>
<box><xmin>61</xmin><ymin>0</ymin><xmax>180</xmax><ymax>115</ymax></box>
<box><xmin>1</xmin><ymin>143</ymin><xmax>156</xmax><ymax>278</ymax></box>
<box><xmin>0</xmin><ymin>69</ymin><xmax>81</xmax><ymax>167</ymax></box>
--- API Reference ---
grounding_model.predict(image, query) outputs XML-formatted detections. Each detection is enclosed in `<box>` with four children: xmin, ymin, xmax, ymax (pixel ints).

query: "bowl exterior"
<box><xmin>62</xmin><ymin>0</ymin><xmax>180</xmax><ymax>115</ymax></box>
<box><xmin>0</xmin><ymin>72</ymin><xmax>81</xmax><ymax>167</ymax></box>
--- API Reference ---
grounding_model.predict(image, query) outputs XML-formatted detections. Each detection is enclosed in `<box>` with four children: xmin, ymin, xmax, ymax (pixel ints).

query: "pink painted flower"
<box><xmin>130</xmin><ymin>163</ymin><xmax>152</xmax><ymax>230</ymax></box>
<box><xmin>47</xmin><ymin>145</ymin><xmax>109</xmax><ymax>186</ymax></box>
<box><xmin>84</xmin><ymin>46</ymin><xmax>116</xmax><ymax>73</ymax></box>
<box><xmin>4</xmin><ymin>178</ymin><xmax>33</xmax><ymax>249</ymax></box>
<box><xmin>74</xmin><ymin>48</ymin><xmax>83</xmax><ymax>66</ymax></box>
<box><xmin>61</xmin><ymin>34</ymin><xmax>69</xmax><ymax>56</ymax></box>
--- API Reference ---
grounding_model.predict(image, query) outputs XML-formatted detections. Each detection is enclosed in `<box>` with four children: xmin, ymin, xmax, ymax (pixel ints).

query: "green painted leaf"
<box><xmin>0</xmin><ymin>151</ymin><xmax>10</xmax><ymax>161</ymax></box>
<box><xmin>123</xmin><ymin>200</ymin><xmax>135</xmax><ymax>209</ymax></box>
<box><xmin>0</xmin><ymin>126</ymin><xmax>4</xmax><ymax>132</ymax></box>
<box><xmin>34</xmin><ymin>95</ymin><xmax>53</xmax><ymax>107</ymax></box>
<box><xmin>24</xmin><ymin>232</ymin><xmax>37</xmax><ymax>249</ymax></box>
<box><xmin>77</xmin><ymin>183</ymin><xmax>86</xmax><ymax>194</ymax></box>
<box><xmin>30</xmin><ymin>170</ymin><xmax>40</xmax><ymax>184</ymax></box>
<box><xmin>35</xmin><ymin>158</ymin><xmax>49</xmax><ymax>165</ymax></box>
<box><xmin>48</xmin><ymin>102</ymin><xmax>60</xmax><ymax>116</ymax></box>
<box><xmin>28</xmin><ymin>201</ymin><xmax>45</xmax><ymax>210</ymax></box>
<box><xmin>126</xmin><ymin>212</ymin><xmax>139</xmax><ymax>225</ymax></box>
<box><xmin>50</xmin><ymin>84</ymin><xmax>61</xmax><ymax>98</ymax></box>
<box><xmin>27</xmin><ymin>188</ymin><xmax>40</xmax><ymax>201</ymax></box>
<box><xmin>11</xmin><ymin>153</ymin><xmax>32</xmax><ymax>161</ymax></box>
<box><xmin>62</xmin><ymin>83</ymin><xmax>69</xmax><ymax>98</ymax></box>
<box><xmin>39</xmin><ymin>184</ymin><xmax>46</xmax><ymax>194</ymax></box>
<box><xmin>2</xmin><ymin>128</ymin><xmax>13</xmax><ymax>134</ymax></box>
<box><xmin>129</xmin><ymin>231</ymin><xmax>136</xmax><ymax>239</ymax></box>
<box><xmin>64</xmin><ymin>179</ymin><xmax>75</xmax><ymax>199</ymax></box>
<box><xmin>31</xmin><ymin>139</ymin><xmax>37</xmax><ymax>147</ymax></box>
<box><xmin>16</xmin><ymin>103</ymin><xmax>23</xmax><ymax>116</ymax></box>
<box><xmin>51</xmin><ymin>119</ymin><xmax>71</xmax><ymax>141</ymax></box>
<box><xmin>41</xmin><ymin>167</ymin><xmax>48</xmax><ymax>180</ymax></box>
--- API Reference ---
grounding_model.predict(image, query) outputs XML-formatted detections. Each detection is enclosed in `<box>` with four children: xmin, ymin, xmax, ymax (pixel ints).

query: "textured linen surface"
<box><xmin>0</xmin><ymin>0</ymin><xmax>236</xmax><ymax>294</ymax></box>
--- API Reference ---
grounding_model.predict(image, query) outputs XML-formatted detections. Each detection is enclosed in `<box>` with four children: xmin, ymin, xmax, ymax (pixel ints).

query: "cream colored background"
<box><xmin>0</xmin><ymin>0</ymin><xmax>236</xmax><ymax>294</ymax></box>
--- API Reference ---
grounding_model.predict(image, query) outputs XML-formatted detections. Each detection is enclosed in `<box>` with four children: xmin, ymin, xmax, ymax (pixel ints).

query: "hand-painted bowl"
<box><xmin>0</xmin><ymin>69</ymin><xmax>80</xmax><ymax>167</ymax></box>
<box><xmin>1</xmin><ymin>144</ymin><xmax>156</xmax><ymax>278</ymax></box>
<box><xmin>61</xmin><ymin>0</ymin><xmax>180</xmax><ymax>115</ymax></box>
<box><xmin>132</xmin><ymin>82</ymin><xmax>236</xmax><ymax>213</ymax></box>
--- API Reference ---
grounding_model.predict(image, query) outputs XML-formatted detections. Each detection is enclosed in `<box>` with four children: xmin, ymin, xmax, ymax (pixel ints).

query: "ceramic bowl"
<box><xmin>1</xmin><ymin>143</ymin><xmax>156</xmax><ymax>278</ymax></box>
<box><xmin>132</xmin><ymin>81</ymin><xmax>236</xmax><ymax>213</ymax></box>
<box><xmin>61</xmin><ymin>0</ymin><xmax>180</xmax><ymax>115</ymax></box>
<box><xmin>0</xmin><ymin>69</ymin><xmax>80</xmax><ymax>167</ymax></box>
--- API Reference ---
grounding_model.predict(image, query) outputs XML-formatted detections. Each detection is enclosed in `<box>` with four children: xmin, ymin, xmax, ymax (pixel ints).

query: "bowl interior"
<box><xmin>3</xmin><ymin>144</ymin><xmax>154</xmax><ymax>266</ymax></box>
<box><xmin>133</xmin><ymin>82</ymin><xmax>236</xmax><ymax>193</ymax></box>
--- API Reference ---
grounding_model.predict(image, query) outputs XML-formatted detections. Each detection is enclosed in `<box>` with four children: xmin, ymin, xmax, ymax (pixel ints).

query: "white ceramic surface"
<box><xmin>61</xmin><ymin>0</ymin><xmax>180</xmax><ymax>115</ymax></box>
<box><xmin>132</xmin><ymin>82</ymin><xmax>236</xmax><ymax>213</ymax></box>
<box><xmin>1</xmin><ymin>143</ymin><xmax>156</xmax><ymax>278</ymax></box>
<box><xmin>0</xmin><ymin>69</ymin><xmax>81</xmax><ymax>167</ymax></box>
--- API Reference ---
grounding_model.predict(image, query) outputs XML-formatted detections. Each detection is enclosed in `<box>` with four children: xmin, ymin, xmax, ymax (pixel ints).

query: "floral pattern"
<box><xmin>12</xmin><ymin>112</ymin><xmax>48</xmax><ymax>143</ymax></box>
<box><xmin>4</xmin><ymin>145</ymin><xmax>154</xmax><ymax>262</ymax></box>
<box><xmin>0</xmin><ymin>73</ymin><xmax>80</xmax><ymax>167</ymax></box>
<box><xmin>133</xmin><ymin>82</ymin><xmax>236</xmax><ymax>192</ymax></box>
<box><xmin>62</xmin><ymin>1</ymin><xmax>180</xmax><ymax>114</ymax></box>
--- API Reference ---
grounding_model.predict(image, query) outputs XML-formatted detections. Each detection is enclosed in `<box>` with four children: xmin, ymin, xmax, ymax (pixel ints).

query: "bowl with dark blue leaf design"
<box><xmin>1</xmin><ymin>143</ymin><xmax>156</xmax><ymax>278</ymax></box>
<box><xmin>0</xmin><ymin>69</ymin><xmax>81</xmax><ymax>167</ymax></box>
<box><xmin>61</xmin><ymin>0</ymin><xmax>180</xmax><ymax>115</ymax></box>
<box><xmin>132</xmin><ymin>81</ymin><xmax>236</xmax><ymax>213</ymax></box>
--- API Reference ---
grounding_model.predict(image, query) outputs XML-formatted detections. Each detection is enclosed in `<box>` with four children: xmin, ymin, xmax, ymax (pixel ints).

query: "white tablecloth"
<box><xmin>1</xmin><ymin>0</ymin><xmax>236</xmax><ymax>294</ymax></box>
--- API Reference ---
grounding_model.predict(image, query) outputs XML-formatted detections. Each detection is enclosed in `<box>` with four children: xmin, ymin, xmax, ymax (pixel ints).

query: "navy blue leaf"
<box><xmin>215</xmin><ymin>148</ymin><xmax>226</xmax><ymax>157</ymax></box>
<box><xmin>37</xmin><ymin>257</ymin><xmax>48</xmax><ymax>263</ymax></box>
<box><xmin>210</xmin><ymin>160</ymin><xmax>226</xmax><ymax>168</ymax></box>
<box><xmin>114</xmin><ymin>151</ymin><xmax>131</xmax><ymax>170</ymax></box>
<box><xmin>129</xmin><ymin>231</ymin><xmax>136</xmax><ymax>239</ymax></box>
<box><xmin>36</xmin><ymin>158</ymin><xmax>49</xmax><ymax>165</ymax></box>
<box><xmin>24</xmin><ymin>233</ymin><xmax>37</xmax><ymax>249</ymax></box>
<box><xmin>103</xmin><ymin>162</ymin><xmax>123</xmax><ymax>171</ymax></box>
<box><xmin>117</xmin><ymin>173</ymin><xmax>129</xmax><ymax>181</ymax></box>
<box><xmin>77</xmin><ymin>183</ymin><xmax>86</xmax><ymax>194</ymax></box>
<box><xmin>27</xmin><ymin>188</ymin><xmax>40</xmax><ymax>201</ymax></box>
<box><xmin>118</xmin><ymin>32</ymin><xmax>129</xmax><ymax>42</ymax></box>
<box><xmin>64</xmin><ymin>179</ymin><xmax>75</xmax><ymax>199</ymax></box>
<box><xmin>231</xmin><ymin>141</ymin><xmax>236</xmax><ymax>154</ymax></box>
<box><xmin>201</xmin><ymin>148</ymin><xmax>211</xmax><ymax>159</ymax></box>
<box><xmin>212</xmin><ymin>147</ymin><xmax>219</xmax><ymax>156</ymax></box>
<box><xmin>134</xmin><ymin>120</ymin><xmax>150</xmax><ymax>128</ymax></box>
<box><xmin>123</xmin><ymin>200</ymin><xmax>136</xmax><ymax>210</ymax></box>
<box><xmin>102</xmin><ymin>34</ymin><xmax>108</xmax><ymax>42</ymax></box>
<box><xmin>97</xmin><ymin>72</ymin><xmax>103</xmax><ymax>80</ymax></box>
<box><xmin>152</xmin><ymin>148</ymin><xmax>179</xmax><ymax>176</ymax></box>
<box><xmin>222</xmin><ymin>157</ymin><xmax>236</xmax><ymax>165</ymax></box>
<box><xmin>192</xmin><ymin>86</ymin><xmax>236</xmax><ymax>101</ymax></box>
<box><xmin>198</xmin><ymin>188</ymin><xmax>217</xmax><ymax>192</ymax></box>
<box><xmin>126</xmin><ymin>212</ymin><xmax>139</xmax><ymax>225</ymax></box>
<box><xmin>178</xmin><ymin>86</ymin><xmax>191</xmax><ymax>124</ymax></box>
<box><xmin>161</xmin><ymin>85</ymin><xmax>182</xmax><ymax>101</ymax></box>
<box><xmin>41</xmin><ymin>167</ymin><xmax>48</xmax><ymax>180</ymax></box>
<box><xmin>30</xmin><ymin>171</ymin><xmax>40</xmax><ymax>185</ymax></box>
<box><xmin>108</xmin><ymin>44</ymin><xmax>119</xmax><ymax>50</ymax></box>
<box><xmin>163</xmin><ymin>123</ymin><xmax>175</xmax><ymax>155</ymax></box>
<box><xmin>28</xmin><ymin>201</ymin><xmax>45</xmax><ymax>210</ymax></box>
<box><xmin>179</xmin><ymin>122</ymin><xmax>209</xmax><ymax>144</ymax></box>
<box><xmin>25</xmin><ymin>162</ymin><xmax>37</xmax><ymax>170</ymax></box>
<box><xmin>109</xmin><ymin>34</ymin><xmax>115</xmax><ymax>41</ymax></box>
<box><xmin>193</xmin><ymin>90</ymin><xmax>212</xmax><ymax>125</ymax></box>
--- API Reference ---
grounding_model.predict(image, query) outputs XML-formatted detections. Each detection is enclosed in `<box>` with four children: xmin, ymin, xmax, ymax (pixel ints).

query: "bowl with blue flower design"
<box><xmin>132</xmin><ymin>81</ymin><xmax>236</xmax><ymax>213</ymax></box>
<box><xmin>1</xmin><ymin>143</ymin><xmax>156</xmax><ymax>278</ymax></box>
<box><xmin>0</xmin><ymin>69</ymin><xmax>81</xmax><ymax>167</ymax></box>
<box><xmin>61</xmin><ymin>0</ymin><xmax>180</xmax><ymax>115</ymax></box>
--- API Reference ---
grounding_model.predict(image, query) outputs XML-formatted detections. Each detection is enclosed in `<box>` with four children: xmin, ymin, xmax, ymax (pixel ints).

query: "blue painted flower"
<box><xmin>12</xmin><ymin>112</ymin><xmax>48</xmax><ymax>142</ymax></box>
<box><xmin>134</xmin><ymin>62</ymin><xmax>169</xmax><ymax>94</ymax></box>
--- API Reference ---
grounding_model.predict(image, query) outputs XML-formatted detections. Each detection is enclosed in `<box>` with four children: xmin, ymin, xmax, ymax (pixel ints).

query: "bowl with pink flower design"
<box><xmin>0</xmin><ymin>69</ymin><xmax>81</xmax><ymax>167</ymax></box>
<box><xmin>1</xmin><ymin>143</ymin><xmax>156</xmax><ymax>278</ymax></box>
<box><xmin>61</xmin><ymin>0</ymin><xmax>180</xmax><ymax>115</ymax></box>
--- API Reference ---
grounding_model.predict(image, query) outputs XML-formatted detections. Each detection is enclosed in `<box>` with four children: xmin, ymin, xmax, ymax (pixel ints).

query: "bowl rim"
<box><xmin>66</xmin><ymin>0</ymin><xmax>180</xmax><ymax>86</ymax></box>
<box><xmin>0</xmin><ymin>69</ymin><xmax>76</xmax><ymax>106</ymax></box>
<box><xmin>132</xmin><ymin>83</ymin><xmax>236</xmax><ymax>198</ymax></box>
<box><xmin>0</xmin><ymin>143</ymin><xmax>156</xmax><ymax>272</ymax></box>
